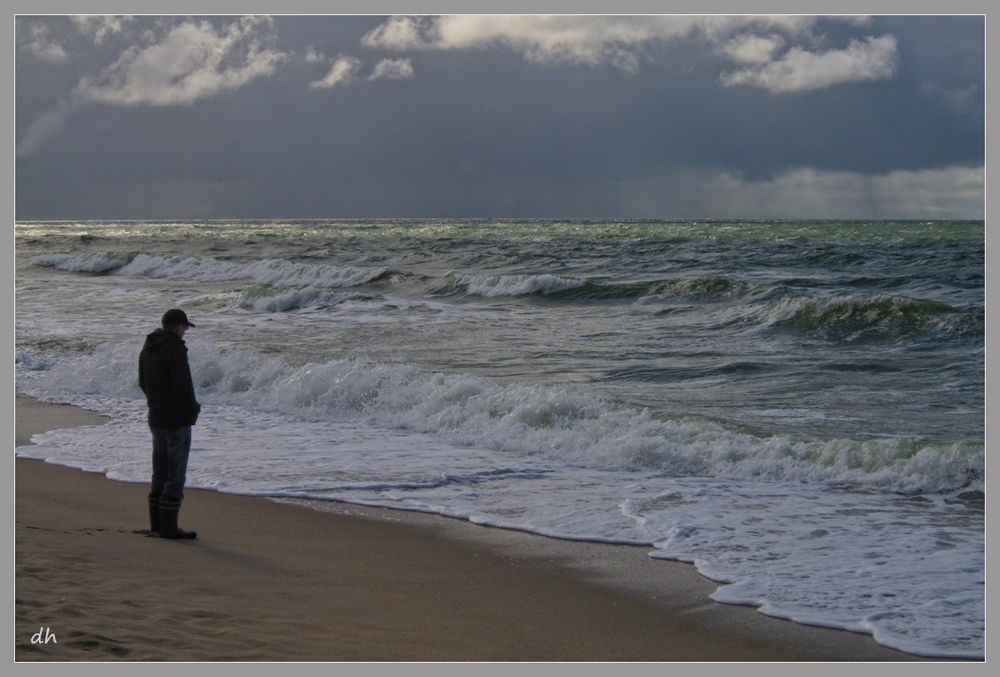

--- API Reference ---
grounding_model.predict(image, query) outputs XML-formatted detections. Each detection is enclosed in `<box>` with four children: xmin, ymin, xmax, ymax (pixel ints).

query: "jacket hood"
<box><xmin>143</xmin><ymin>328</ymin><xmax>183</xmax><ymax>352</ymax></box>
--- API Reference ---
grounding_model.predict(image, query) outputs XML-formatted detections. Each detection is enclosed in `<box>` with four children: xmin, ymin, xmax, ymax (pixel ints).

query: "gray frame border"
<box><xmin>4</xmin><ymin>0</ymin><xmax>992</xmax><ymax>675</ymax></box>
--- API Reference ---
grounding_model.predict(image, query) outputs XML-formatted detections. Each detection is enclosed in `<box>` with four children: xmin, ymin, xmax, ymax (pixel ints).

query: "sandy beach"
<box><xmin>14</xmin><ymin>395</ymin><xmax>926</xmax><ymax>662</ymax></box>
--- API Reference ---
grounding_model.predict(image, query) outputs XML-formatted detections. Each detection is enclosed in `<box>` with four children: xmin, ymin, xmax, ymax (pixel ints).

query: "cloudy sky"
<box><xmin>15</xmin><ymin>14</ymin><xmax>984</xmax><ymax>220</ymax></box>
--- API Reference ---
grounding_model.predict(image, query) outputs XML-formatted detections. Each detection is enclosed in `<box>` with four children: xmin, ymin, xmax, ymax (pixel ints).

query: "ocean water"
<box><xmin>14</xmin><ymin>219</ymin><xmax>984</xmax><ymax>658</ymax></box>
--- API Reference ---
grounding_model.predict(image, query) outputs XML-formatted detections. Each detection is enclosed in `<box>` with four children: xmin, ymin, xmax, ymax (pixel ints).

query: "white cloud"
<box><xmin>310</xmin><ymin>56</ymin><xmax>363</xmax><ymax>89</ymax></box>
<box><xmin>721</xmin><ymin>33</ymin><xmax>784</xmax><ymax>65</ymax></box>
<box><xmin>364</xmin><ymin>15</ymin><xmax>700</xmax><ymax>72</ymax></box>
<box><xmin>621</xmin><ymin>166</ymin><xmax>983</xmax><ymax>219</ymax></box>
<box><xmin>304</xmin><ymin>46</ymin><xmax>326</xmax><ymax>64</ymax></box>
<box><xmin>369</xmin><ymin>58</ymin><xmax>415</xmax><ymax>81</ymax></box>
<box><xmin>71</xmin><ymin>15</ymin><xmax>135</xmax><ymax>44</ymax></box>
<box><xmin>720</xmin><ymin>35</ymin><xmax>898</xmax><ymax>93</ymax></box>
<box><xmin>21</xmin><ymin>24</ymin><xmax>68</xmax><ymax>63</ymax></box>
<box><xmin>20</xmin><ymin>17</ymin><xmax>291</xmax><ymax>155</ymax></box>
<box><xmin>362</xmin><ymin>16</ymin><xmax>817</xmax><ymax>66</ymax></box>
<box><xmin>362</xmin><ymin>15</ymin><xmax>431</xmax><ymax>51</ymax></box>
<box><xmin>362</xmin><ymin>16</ymin><xmax>897</xmax><ymax>91</ymax></box>
<box><xmin>74</xmin><ymin>16</ymin><xmax>288</xmax><ymax>106</ymax></box>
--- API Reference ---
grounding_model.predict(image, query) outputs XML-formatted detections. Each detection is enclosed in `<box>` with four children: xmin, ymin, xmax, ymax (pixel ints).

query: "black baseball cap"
<box><xmin>162</xmin><ymin>308</ymin><xmax>196</xmax><ymax>328</ymax></box>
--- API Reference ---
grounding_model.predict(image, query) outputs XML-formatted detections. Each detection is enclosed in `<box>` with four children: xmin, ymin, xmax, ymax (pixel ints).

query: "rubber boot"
<box><xmin>158</xmin><ymin>506</ymin><xmax>197</xmax><ymax>539</ymax></box>
<box><xmin>148</xmin><ymin>498</ymin><xmax>160</xmax><ymax>534</ymax></box>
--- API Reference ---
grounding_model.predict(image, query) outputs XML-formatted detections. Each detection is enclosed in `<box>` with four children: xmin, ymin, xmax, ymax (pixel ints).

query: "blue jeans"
<box><xmin>149</xmin><ymin>426</ymin><xmax>192</xmax><ymax>511</ymax></box>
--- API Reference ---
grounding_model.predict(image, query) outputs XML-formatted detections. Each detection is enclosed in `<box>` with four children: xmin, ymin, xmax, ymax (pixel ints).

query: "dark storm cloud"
<box><xmin>15</xmin><ymin>14</ymin><xmax>984</xmax><ymax>219</ymax></box>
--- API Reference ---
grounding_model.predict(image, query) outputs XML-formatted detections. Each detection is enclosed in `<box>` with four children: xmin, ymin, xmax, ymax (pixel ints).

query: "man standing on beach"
<box><xmin>138</xmin><ymin>309</ymin><xmax>201</xmax><ymax>540</ymax></box>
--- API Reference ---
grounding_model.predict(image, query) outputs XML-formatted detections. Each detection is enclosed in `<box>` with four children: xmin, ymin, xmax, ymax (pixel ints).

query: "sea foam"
<box><xmin>32</xmin><ymin>252</ymin><xmax>391</xmax><ymax>289</ymax></box>
<box><xmin>16</xmin><ymin>348</ymin><xmax>984</xmax><ymax>660</ymax></box>
<box><xmin>18</xmin><ymin>339</ymin><xmax>983</xmax><ymax>496</ymax></box>
<box><xmin>30</xmin><ymin>252</ymin><xmax>132</xmax><ymax>273</ymax></box>
<box><xmin>452</xmin><ymin>272</ymin><xmax>586</xmax><ymax>297</ymax></box>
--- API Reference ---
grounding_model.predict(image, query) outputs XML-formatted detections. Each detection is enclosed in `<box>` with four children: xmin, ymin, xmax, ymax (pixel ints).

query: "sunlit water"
<box><xmin>15</xmin><ymin>219</ymin><xmax>984</xmax><ymax>658</ymax></box>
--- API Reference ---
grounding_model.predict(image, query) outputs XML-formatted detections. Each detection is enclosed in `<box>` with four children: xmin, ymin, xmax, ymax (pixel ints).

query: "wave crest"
<box><xmin>446</xmin><ymin>273</ymin><xmax>586</xmax><ymax>297</ymax></box>
<box><xmin>30</xmin><ymin>252</ymin><xmax>132</xmax><ymax>273</ymax></box>
<box><xmin>237</xmin><ymin>285</ymin><xmax>381</xmax><ymax>312</ymax></box>
<box><xmin>758</xmin><ymin>295</ymin><xmax>982</xmax><ymax>341</ymax></box>
<box><xmin>18</xmin><ymin>341</ymin><xmax>983</xmax><ymax>496</ymax></box>
<box><xmin>435</xmin><ymin>273</ymin><xmax>749</xmax><ymax>301</ymax></box>
<box><xmin>32</xmin><ymin>252</ymin><xmax>392</xmax><ymax>290</ymax></box>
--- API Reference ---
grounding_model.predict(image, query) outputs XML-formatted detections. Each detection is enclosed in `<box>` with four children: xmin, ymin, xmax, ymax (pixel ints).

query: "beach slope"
<box><xmin>15</xmin><ymin>396</ymin><xmax>921</xmax><ymax>661</ymax></box>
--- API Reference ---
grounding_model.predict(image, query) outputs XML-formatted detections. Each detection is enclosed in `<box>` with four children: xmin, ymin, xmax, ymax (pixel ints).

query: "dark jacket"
<box><xmin>138</xmin><ymin>329</ymin><xmax>201</xmax><ymax>429</ymax></box>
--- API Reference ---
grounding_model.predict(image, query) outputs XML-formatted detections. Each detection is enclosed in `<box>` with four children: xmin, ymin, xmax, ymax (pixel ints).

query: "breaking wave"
<box><xmin>237</xmin><ymin>285</ymin><xmax>381</xmax><ymax>313</ymax></box>
<box><xmin>31</xmin><ymin>252</ymin><xmax>393</xmax><ymax>289</ymax></box>
<box><xmin>755</xmin><ymin>294</ymin><xmax>983</xmax><ymax>341</ymax></box>
<box><xmin>441</xmin><ymin>273</ymin><xmax>586</xmax><ymax>297</ymax></box>
<box><xmin>19</xmin><ymin>340</ymin><xmax>983</xmax><ymax>496</ymax></box>
<box><xmin>30</xmin><ymin>252</ymin><xmax>133</xmax><ymax>273</ymax></box>
<box><xmin>435</xmin><ymin>273</ymin><xmax>748</xmax><ymax>301</ymax></box>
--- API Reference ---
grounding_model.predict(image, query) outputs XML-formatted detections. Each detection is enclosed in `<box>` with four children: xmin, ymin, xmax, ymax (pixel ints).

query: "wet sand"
<box><xmin>14</xmin><ymin>395</ymin><xmax>923</xmax><ymax>661</ymax></box>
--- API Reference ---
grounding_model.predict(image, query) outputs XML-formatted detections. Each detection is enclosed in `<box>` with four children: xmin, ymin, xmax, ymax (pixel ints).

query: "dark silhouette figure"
<box><xmin>138</xmin><ymin>308</ymin><xmax>201</xmax><ymax>539</ymax></box>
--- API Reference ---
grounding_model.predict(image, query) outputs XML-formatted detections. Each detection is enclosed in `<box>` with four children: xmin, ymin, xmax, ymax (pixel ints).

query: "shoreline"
<box><xmin>15</xmin><ymin>394</ymin><xmax>928</xmax><ymax>661</ymax></box>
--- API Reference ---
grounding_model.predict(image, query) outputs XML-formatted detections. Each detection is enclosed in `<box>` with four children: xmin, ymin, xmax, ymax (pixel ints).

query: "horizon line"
<box><xmin>13</xmin><ymin>216</ymin><xmax>986</xmax><ymax>223</ymax></box>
